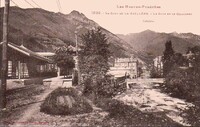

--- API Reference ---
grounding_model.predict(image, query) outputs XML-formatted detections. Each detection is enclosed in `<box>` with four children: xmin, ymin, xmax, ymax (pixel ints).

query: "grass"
<box><xmin>0</xmin><ymin>84</ymin><xmax>45</xmax><ymax>125</ymax></box>
<box><xmin>40</xmin><ymin>87</ymin><xmax>93</xmax><ymax>115</ymax></box>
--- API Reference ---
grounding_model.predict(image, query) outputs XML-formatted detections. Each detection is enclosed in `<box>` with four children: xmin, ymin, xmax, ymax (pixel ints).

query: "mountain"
<box><xmin>117</xmin><ymin>30</ymin><xmax>200</xmax><ymax>57</ymax></box>
<box><xmin>0</xmin><ymin>7</ymin><xmax>135</xmax><ymax>58</ymax></box>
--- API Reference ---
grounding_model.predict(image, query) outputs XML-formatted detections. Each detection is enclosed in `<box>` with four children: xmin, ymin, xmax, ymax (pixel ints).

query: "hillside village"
<box><xmin>0</xmin><ymin>3</ymin><xmax>200</xmax><ymax>127</ymax></box>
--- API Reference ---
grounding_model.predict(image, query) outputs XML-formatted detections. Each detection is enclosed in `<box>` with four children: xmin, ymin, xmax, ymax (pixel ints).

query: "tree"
<box><xmin>54</xmin><ymin>46</ymin><xmax>75</xmax><ymax>76</ymax></box>
<box><xmin>150</xmin><ymin>67</ymin><xmax>162</xmax><ymax>78</ymax></box>
<box><xmin>163</xmin><ymin>45</ymin><xmax>200</xmax><ymax>100</ymax></box>
<box><xmin>163</xmin><ymin>46</ymin><xmax>200</xmax><ymax>126</ymax></box>
<box><xmin>172</xmin><ymin>53</ymin><xmax>186</xmax><ymax>66</ymax></box>
<box><xmin>79</xmin><ymin>28</ymin><xmax>111</xmax><ymax>99</ymax></box>
<box><xmin>187</xmin><ymin>46</ymin><xmax>200</xmax><ymax>73</ymax></box>
<box><xmin>164</xmin><ymin>65</ymin><xmax>200</xmax><ymax>102</ymax></box>
<box><xmin>163</xmin><ymin>40</ymin><xmax>174</xmax><ymax>76</ymax></box>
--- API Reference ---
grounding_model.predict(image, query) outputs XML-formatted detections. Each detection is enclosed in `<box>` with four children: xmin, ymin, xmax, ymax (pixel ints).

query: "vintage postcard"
<box><xmin>0</xmin><ymin>0</ymin><xmax>199</xmax><ymax>126</ymax></box>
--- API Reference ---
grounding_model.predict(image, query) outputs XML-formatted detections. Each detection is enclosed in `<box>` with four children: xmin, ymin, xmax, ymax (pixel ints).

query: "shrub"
<box><xmin>40</xmin><ymin>87</ymin><xmax>93</xmax><ymax>115</ymax></box>
<box><xmin>150</xmin><ymin>68</ymin><xmax>162</xmax><ymax>78</ymax></box>
<box><xmin>96</xmin><ymin>75</ymin><xmax>117</xmax><ymax>98</ymax></box>
<box><xmin>164</xmin><ymin>67</ymin><xmax>200</xmax><ymax>101</ymax></box>
<box><xmin>95</xmin><ymin>98</ymin><xmax>137</xmax><ymax>118</ymax></box>
<box><xmin>83</xmin><ymin>75</ymin><xmax>127</xmax><ymax>99</ymax></box>
<box><xmin>82</xmin><ymin>77</ymin><xmax>94</xmax><ymax>96</ymax></box>
<box><xmin>72</xmin><ymin>69</ymin><xmax>78</xmax><ymax>86</ymax></box>
<box><xmin>182</xmin><ymin>102</ymin><xmax>200</xmax><ymax>126</ymax></box>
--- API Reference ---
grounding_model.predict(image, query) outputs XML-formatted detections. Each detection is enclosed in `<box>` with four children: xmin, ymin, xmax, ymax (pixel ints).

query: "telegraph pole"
<box><xmin>0</xmin><ymin>0</ymin><xmax>10</xmax><ymax>110</ymax></box>
<box><xmin>75</xmin><ymin>31</ymin><xmax>81</xmax><ymax>85</ymax></box>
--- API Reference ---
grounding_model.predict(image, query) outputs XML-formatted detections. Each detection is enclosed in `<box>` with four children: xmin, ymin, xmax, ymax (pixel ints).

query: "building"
<box><xmin>153</xmin><ymin>56</ymin><xmax>163</xmax><ymax>76</ymax></box>
<box><xmin>153</xmin><ymin>54</ymin><xmax>190</xmax><ymax>75</ymax></box>
<box><xmin>109</xmin><ymin>57</ymin><xmax>139</xmax><ymax>78</ymax></box>
<box><xmin>183</xmin><ymin>51</ymin><xmax>194</xmax><ymax>68</ymax></box>
<box><xmin>0</xmin><ymin>42</ymin><xmax>57</xmax><ymax>79</ymax></box>
<box><xmin>35</xmin><ymin>52</ymin><xmax>59</xmax><ymax>76</ymax></box>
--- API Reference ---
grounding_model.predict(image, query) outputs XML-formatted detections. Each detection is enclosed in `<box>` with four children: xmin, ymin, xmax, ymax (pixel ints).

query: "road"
<box><xmin>12</xmin><ymin>76</ymin><xmax>67</xmax><ymax>126</ymax></box>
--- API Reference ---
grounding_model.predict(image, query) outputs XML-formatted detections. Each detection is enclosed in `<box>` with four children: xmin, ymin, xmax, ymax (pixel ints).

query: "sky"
<box><xmin>1</xmin><ymin>0</ymin><xmax>200</xmax><ymax>35</ymax></box>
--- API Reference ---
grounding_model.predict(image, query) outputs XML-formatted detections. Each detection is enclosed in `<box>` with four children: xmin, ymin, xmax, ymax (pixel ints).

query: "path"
<box><xmin>10</xmin><ymin>78</ymin><xmax>108</xmax><ymax>126</ymax></box>
<box><xmin>114</xmin><ymin>82</ymin><xmax>193</xmax><ymax>126</ymax></box>
<box><xmin>11</xmin><ymin>76</ymin><xmax>66</xmax><ymax>127</ymax></box>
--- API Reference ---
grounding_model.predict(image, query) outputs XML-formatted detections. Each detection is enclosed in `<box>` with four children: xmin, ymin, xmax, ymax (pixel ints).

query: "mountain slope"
<box><xmin>117</xmin><ymin>30</ymin><xmax>200</xmax><ymax>57</ymax></box>
<box><xmin>0</xmin><ymin>7</ymin><xmax>135</xmax><ymax>57</ymax></box>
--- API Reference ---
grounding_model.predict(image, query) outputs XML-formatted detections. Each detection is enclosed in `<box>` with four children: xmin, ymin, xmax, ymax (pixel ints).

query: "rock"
<box><xmin>154</xmin><ymin>84</ymin><xmax>160</xmax><ymax>87</ymax></box>
<box><xmin>140</xmin><ymin>104</ymin><xmax>151</xmax><ymax>108</ymax></box>
<box><xmin>156</xmin><ymin>104</ymin><xmax>167</xmax><ymax>106</ymax></box>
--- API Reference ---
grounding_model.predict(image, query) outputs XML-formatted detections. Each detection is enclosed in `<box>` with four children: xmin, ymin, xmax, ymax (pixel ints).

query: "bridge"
<box><xmin>126</xmin><ymin>78</ymin><xmax>164</xmax><ymax>89</ymax></box>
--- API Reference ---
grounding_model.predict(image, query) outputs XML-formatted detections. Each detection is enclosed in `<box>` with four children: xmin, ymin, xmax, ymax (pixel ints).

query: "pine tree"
<box><xmin>79</xmin><ymin>28</ymin><xmax>111</xmax><ymax>99</ymax></box>
<box><xmin>163</xmin><ymin>40</ymin><xmax>174</xmax><ymax>76</ymax></box>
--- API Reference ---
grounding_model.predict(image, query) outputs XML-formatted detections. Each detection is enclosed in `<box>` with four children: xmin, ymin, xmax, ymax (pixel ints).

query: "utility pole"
<box><xmin>75</xmin><ymin>31</ymin><xmax>81</xmax><ymax>85</ymax></box>
<box><xmin>0</xmin><ymin>0</ymin><xmax>10</xmax><ymax>110</ymax></box>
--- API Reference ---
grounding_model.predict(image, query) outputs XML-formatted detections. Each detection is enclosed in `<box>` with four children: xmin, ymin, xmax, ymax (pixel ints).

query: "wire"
<box><xmin>31</xmin><ymin>0</ymin><xmax>42</xmax><ymax>8</ymax></box>
<box><xmin>11</xmin><ymin>0</ymin><xmax>36</xmax><ymax>23</ymax></box>
<box><xmin>23</xmin><ymin>0</ymin><xmax>35</xmax><ymax>8</ymax></box>
<box><xmin>56</xmin><ymin>0</ymin><xmax>62</xmax><ymax>13</ymax></box>
<box><xmin>10</xmin><ymin>0</ymin><xmax>57</xmax><ymax>36</ymax></box>
<box><xmin>58</xmin><ymin>0</ymin><xmax>62</xmax><ymax>12</ymax></box>
<box><xmin>10</xmin><ymin>0</ymin><xmax>19</xmax><ymax>7</ymax></box>
<box><xmin>56</xmin><ymin>0</ymin><xmax>60</xmax><ymax>12</ymax></box>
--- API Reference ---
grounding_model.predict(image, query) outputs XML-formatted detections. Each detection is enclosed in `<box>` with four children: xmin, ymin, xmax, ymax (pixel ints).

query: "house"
<box><xmin>154</xmin><ymin>53</ymin><xmax>191</xmax><ymax>74</ymax></box>
<box><xmin>0</xmin><ymin>42</ymin><xmax>57</xmax><ymax>79</ymax></box>
<box><xmin>35</xmin><ymin>52</ymin><xmax>58</xmax><ymax>73</ymax></box>
<box><xmin>109</xmin><ymin>56</ymin><xmax>139</xmax><ymax>78</ymax></box>
<box><xmin>153</xmin><ymin>56</ymin><xmax>163</xmax><ymax>76</ymax></box>
<box><xmin>183</xmin><ymin>51</ymin><xmax>194</xmax><ymax>68</ymax></box>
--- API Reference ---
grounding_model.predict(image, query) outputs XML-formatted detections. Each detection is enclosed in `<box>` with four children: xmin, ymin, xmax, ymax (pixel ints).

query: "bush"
<box><xmin>164</xmin><ymin>67</ymin><xmax>200</xmax><ymax>101</ymax></box>
<box><xmin>181</xmin><ymin>102</ymin><xmax>200</xmax><ymax>126</ymax></box>
<box><xmin>82</xmin><ymin>77</ymin><xmax>94</xmax><ymax>96</ymax></box>
<box><xmin>40</xmin><ymin>87</ymin><xmax>93</xmax><ymax>115</ymax></box>
<box><xmin>95</xmin><ymin>98</ymin><xmax>138</xmax><ymax>118</ymax></box>
<box><xmin>150</xmin><ymin>68</ymin><xmax>162</xmax><ymax>78</ymax></box>
<box><xmin>97</xmin><ymin>75</ymin><xmax>117</xmax><ymax>98</ymax></box>
<box><xmin>95</xmin><ymin>98</ymin><xmax>135</xmax><ymax>118</ymax></box>
<box><xmin>83</xmin><ymin>75</ymin><xmax>127</xmax><ymax>98</ymax></box>
<box><xmin>72</xmin><ymin>69</ymin><xmax>78</xmax><ymax>86</ymax></box>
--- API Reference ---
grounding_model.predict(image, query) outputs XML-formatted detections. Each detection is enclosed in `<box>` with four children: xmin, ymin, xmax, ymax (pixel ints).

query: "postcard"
<box><xmin>0</xmin><ymin>0</ymin><xmax>199</xmax><ymax>126</ymax></box>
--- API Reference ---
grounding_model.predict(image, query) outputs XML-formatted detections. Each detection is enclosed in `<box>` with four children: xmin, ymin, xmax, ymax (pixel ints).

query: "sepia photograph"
<box><xmin>0</xmin><ymin>0</ymin><xmax>200</xmax><ymax>126</ymax></box>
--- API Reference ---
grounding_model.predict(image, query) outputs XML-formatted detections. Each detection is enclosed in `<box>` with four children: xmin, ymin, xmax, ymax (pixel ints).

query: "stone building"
<box><xmin>109</xmin><ymin>56</ymin><xmax>139</xmax><ymax>78</ymax></box>
<box><xmin>153</xmin><ymin>56</ymin><xmax>163</xmax><ymax>76</ymax></box>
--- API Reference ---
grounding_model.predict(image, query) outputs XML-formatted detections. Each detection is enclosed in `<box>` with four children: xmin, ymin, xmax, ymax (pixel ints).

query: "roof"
<box><xmin>35</xmin><ymin>52</ymin><xmax>55</xmax><ymax>57</ymax></box>
<box><xmin>115</xmin><ymin>57</ymin><xmax>138</xmax><ymax>63</ymax></box>
<box><xmin>7</xmin><ymin>42</ymin><xmax>53</xmax><ymax>63</ymax></box>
